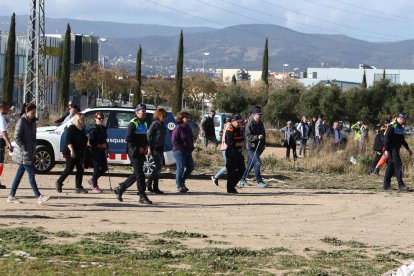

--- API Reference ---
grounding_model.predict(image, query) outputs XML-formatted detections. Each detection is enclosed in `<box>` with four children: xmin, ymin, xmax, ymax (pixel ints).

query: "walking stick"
<box><xmin>242</xmin><ymin>139</ymin><xmax>262</xmax><ymax>181</ymax></box>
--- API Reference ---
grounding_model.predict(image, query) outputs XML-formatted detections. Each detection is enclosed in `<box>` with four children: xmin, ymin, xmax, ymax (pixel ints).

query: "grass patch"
<box><xmin>160</xmin><ymin>230</ymin><xmax>208</xmax><ymax>239</ymax></box>
<box><xmin>85</xmin><ymin>231</ymin><xmax>145</xmax><ymax>243</ymax></box>
<box><xmin>205</xmin><ymin>239</ymin><xmax>230</xmax><ymax>245</ymax></box>
<box><xmin>54</xmin><ymin>231</ymin><xmax>77</xmax><ymax>238</ymax></box>
<box><xmin>321</xmin><ymin>237</ymin><xmax>368</xmax><ymax>248</ymax></box>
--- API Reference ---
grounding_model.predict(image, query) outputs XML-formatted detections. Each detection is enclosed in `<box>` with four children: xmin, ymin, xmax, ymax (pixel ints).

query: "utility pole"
<box><xmin>24</xmin><ymin>0</ymin><xmax>46</xmax><ymax>111</ymax></box>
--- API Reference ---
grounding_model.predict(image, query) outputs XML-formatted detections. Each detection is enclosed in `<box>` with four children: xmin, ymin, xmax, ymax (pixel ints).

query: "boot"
<box><xmin>146</xmin><ymin>179</ymin><xmax>153</xmax><ymax>193</ymax></box>
<box><xmin>113</xmin><ymin>186</ymin><xmax>124</xmax><ymax>202</ymax></box>
<box><xmin>139</xmin><ymin>193</ymin><xmax>152</xmax><ymax>204</ymax></box>
<box><xmin>152</xmin><ymin>181</ymin><xmax>164</xmax><ymax>194</ymax></box>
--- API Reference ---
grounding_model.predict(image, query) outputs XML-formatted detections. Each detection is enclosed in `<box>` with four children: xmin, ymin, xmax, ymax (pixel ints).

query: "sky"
<box><xmin>1</xmin><ymin>0</ymin><xmax>414</xmax><ymax>42</ymax></box>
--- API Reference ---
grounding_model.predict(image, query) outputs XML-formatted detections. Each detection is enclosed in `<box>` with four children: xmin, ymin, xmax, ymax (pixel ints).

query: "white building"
<box><xmin>300</xmin><ymin>66</ymin><xmax>414</xmax><ymax>89</ymax></box>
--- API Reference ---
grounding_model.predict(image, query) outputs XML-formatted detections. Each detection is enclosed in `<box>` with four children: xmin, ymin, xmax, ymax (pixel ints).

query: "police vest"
<box><xmin>131</xmin><ymin>118</ymin><xmax>148</xmax><ymax>134</ymax></box>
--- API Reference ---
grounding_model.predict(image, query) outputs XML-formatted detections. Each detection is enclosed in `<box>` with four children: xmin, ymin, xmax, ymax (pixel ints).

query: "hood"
<box><xmin>37</xmin><ymin>125</ymin><xmax>58</xmax><ymax>132</ymax></box>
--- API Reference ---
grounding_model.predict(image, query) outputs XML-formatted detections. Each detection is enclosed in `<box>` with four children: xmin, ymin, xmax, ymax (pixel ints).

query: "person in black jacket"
<box><xmin>200</xmin><ymin>110</ymin><xmax>218</xmax><ymax>148</ymax></box>
<box><xmin>87</xmin><ymin>111</ymin><xmax>109</xmax><ymax>193</ymax></box>
<box><xmin>239</xmin><ymin>107</ymin><xmax>267</xmax><ymax>188</ymax></box>
<box><xmin>55</xmin><ymin>113</ymin><xmax>88</xmax><ymax>193</ymax></box>
<box><xmin>383</xmin><ymin>113</ymin><xmax>412</xmax><ymax>190</ymax></box>
<box><xmin>225</xmin><ymin>115</ymin><xmax>245</xmax><ymax>194</ymax></box>
<box><xmin>113</xmin><ymin>104</ymin><xmax>152</xmax><ymax>204</ymax></box>
<box><xmin>54</xmin><ymin>101</ymin><xmax>73</xmax><ymax>124</ymax></box>
<box><xmin>146</xmin><ymin>108</ymin><xmax>167</xmax><ymax>194</ymax></box>
<box><xmin>370</xmin><ymin>119</ymin><xmax>389</xmax><ymax>175</ymax></box>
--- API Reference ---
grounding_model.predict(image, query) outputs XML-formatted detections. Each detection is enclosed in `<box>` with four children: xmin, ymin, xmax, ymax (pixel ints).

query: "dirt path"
<box><xmin>1</xmin><ymin>163</ymin><xmax>414</xmax><ymax>255</ymax></box>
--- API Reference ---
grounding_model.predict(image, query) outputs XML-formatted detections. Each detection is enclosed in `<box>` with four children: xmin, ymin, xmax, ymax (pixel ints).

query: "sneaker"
<box><xmin>239</xmin><ymin>179</ymin><xmax>248</xmax><ymax>187</ymax></box>
<box><xmin>371</xmin><ymin>168</ymin><xmax>380</xmax><ymax>176</ymax></box>
<box><xmin>227</xmin><ymin>189</ymin><xmax>238</xmax><ymax>194</ymax></box>
<box><xmin>177</xmin><ymin>187</ymin><xmax>187</xmax><ymax>193</ymax></box>
<box><xmin>91</xmin><ymin>186</ymin><xmax>103</xmax><ymax>193</ymax></box>
<box><xmin>55</xmin><ymin>181</ymin><xmax>63</xmax><ymax>193</ymax></box>
<box><xmin>257</xmin><ymin>181</ymin><xmax>267</xmax><ymax>188</ymax></box>
<box><xmin>211</xmin><ymin>176</ymin><xmax>219</xmax><ymax>186</ymax></box>
<box><xmin>0</xmin><ymin>182</ymin><xmax>6</xmax><ymax>189</ymax></box>
<box><xmin>183</xmin><ymin>184</ymin><xmax>189</xmax><ymax>192</ymax></box>
<box><xmin>139</xmin><ymin>194</ymin><xmax>152</xmax><ymax>204</ymax></box>
<box><xmin>75</xmin><ymin>187</ymin><xmax>88</xmax><ymax>194</ymax></box>
<box><xmin>399</xmin><ymin>186</ymin><xmax>410</xmax><ymax>191</ymax></box>
<box><xmin>113</xmin><ymin>186</ymin><xmax>123</xmax><ymax>202</ymax></box>
<box><xmin>37</xmin><ymin>195</ymin><xmax>51</xmax><ymax>204</ymax></box>
<box><xmin>7</xmin><ymin>196</ymin><xmax>20</xmax><ymax>204</ymax></box>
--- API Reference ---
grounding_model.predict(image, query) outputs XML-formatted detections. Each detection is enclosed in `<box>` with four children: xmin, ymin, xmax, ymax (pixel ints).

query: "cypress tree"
<box><xmin>133</xmin><ymin>45</ymin><xmax>142</xmax><ymax>106</ymax></box>
<box><xmin>261</xmin><ymin>37</ymin><xmax>269</xmax><ymax>87</ymax></box>
<box><xmin>231</xmin><ymin>75</ymin><xmax>237</xmax><ymax>86</ymax></box>
<box><xmin>383</xmin><ymin>69</ymin><xmax>386</xmax><ymax>79</ymax></box>
<box><xmin>361</xmin><ymin>70</ymin><xmax>367</xmax><ymax>88</ymax></box>
<box><xmin>172</xmin><ymin>30</ymin><xmax>184</xmax><ymax>114</ymax></box>
<box><xmin>58</xmin><ymin>24</ymin><xmax>71</xmax><ymax>114</ymax></box>
<box><xmin>2</xmin><ymin>13</ymin><xmax>16</xmax><ymax>104</ymax></box>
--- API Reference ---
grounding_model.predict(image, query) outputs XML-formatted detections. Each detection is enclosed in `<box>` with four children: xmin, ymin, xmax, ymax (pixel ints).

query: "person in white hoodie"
<box><xmin>296</xmin><ymin>116</ymin><xmax>311</xmax><ymax>157</ymax></box>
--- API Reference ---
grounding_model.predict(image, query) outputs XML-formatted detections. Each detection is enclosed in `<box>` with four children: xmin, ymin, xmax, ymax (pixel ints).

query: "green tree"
<box><xmin>183</xmin><ymin>74</ymin><xmax>217</xmax><ymax>110</ymax></box>
<box><xmin>319</xmin><ymin>83</ymin><xmax>344</xmax><ymax>121</ymax></box>
<box><xmin>383</xmin><ymin>69</ymin><xmax>386</xmax><ymax>79</ymax></box>
<box><xmin>213</xmin><ymin>85</ymin><xmax>248</xmax><ymax>114</ymax></box>
<box><xmin>298</xmin><ymin>85</ymin><xmax>323</xmax><ymax>117</ymax></box>
<box><xmin>58</xmin><ymin>23</ymin><xmax>71</xmax><ymax>114</ymax></box>
<box><xmin>2</xmin><ymin>13</ymin><xmax>16</xmax><ymax>104</ymax></box>
<box><xmin>231</xmin><ymin>75</ymin><xmax>237</xmax><ymax>86</ymax></box>
<box><xmin>172</xmin><ymin>30</ymin><xmax>184</xmax><ymax>114</ymax></box>
<box><xmin>133</xmin><ymin>45</ymin><xmax>142</xmax><ymax>106</ymax></box>
<box><xmin>264</xmin><ymin>85</ymin><xmax>301</xmax><ymax>126</ymax></box>
<box><xmin>361</xmin><ymin>70</ymin><xmax>367</xmax><ymax>88</ymax></box>
<box><xmin>261</xmin><ymin>37</ymin><xmax>269</xmax><ymax>87</ymax></box>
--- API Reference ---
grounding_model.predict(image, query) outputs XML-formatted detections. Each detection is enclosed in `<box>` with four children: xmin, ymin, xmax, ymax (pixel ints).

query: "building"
<box><xmin>299</xmin><ymin>66</ymin><xmax>414</xmax><ymax>89</ymax></box>
<box><xmin>0</xmin><ymin>32</ymin><xmax>99</xmax><ymax>112</ymax></box>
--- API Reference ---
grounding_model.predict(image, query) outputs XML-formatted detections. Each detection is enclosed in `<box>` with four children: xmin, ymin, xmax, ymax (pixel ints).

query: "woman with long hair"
<box><xmin>172</xmin><ymin>111</ymin><xmax>195</xmax><ymax>193</ymax></box>
<box><xmin>147</xmin><ymin>108</ymin><xmax>167</xmax><ymax>194</ymax></box>
<box><xmin>87</xmin><ymin>111</ymin><xmax>108</xmax><ymax>193</ymax></box>
<box><xmin>8</xmin><ymin>103</ymin><xmax>50</xmax><ymax>204</ymax></box>
<box><xmin>55</xmin><ymin>113</ymin><xmax>89</xmax><ymax>193</ymax></box>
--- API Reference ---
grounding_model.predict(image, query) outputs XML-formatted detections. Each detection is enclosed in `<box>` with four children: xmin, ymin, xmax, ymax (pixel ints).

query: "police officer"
<box><xmin>383</xmin><ymin>113</ymin><xmax>413</xmax><ymax>190</ymax></box>
<box><xmin>225</xmin><ymin>115</ymin><xmax>245</xmax><ymax>194</ymax></box>
<box><xmin>113</xmin><ymin>104</ymin><xmax>152</xmax><ymax>204</ymax></box>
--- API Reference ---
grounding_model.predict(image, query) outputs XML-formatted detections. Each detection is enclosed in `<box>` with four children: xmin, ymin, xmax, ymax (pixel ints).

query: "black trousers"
<box><xmin>148</xmin><ymin>147</ymin><xmax>164</xmax><ymax>185</ymax></box>
<box><xmin>370</xmin><ymin>151</ymin><xmax>382</xmax><ymax>172</ymax></box>
<box><xmin>383</xmin><ymin>149</ymin><xmax>404</xmax><ymax>189</ymax></box>
<box><xmin>286</xmin><ymin>142</ymin><xmax>297</xmax><ymax>159</ymax></box>
<box><xmin>92</xmin><ymin>149</ymin><xmax>108</xmax><ymax>186</ymax></box>
<box><xmin>57</xmin><ymin>154</ymin><xmax>85</xmax><ymax>189</ymax></box>
<box><xmin>226</xmin><ymin>148</ymin><xmax>245</xmax><ymax>192</ymax></box>
<box><xmin>119</xmin><ymin>153</ymin><xmax>146</xmax><ymax>194</ymax></box>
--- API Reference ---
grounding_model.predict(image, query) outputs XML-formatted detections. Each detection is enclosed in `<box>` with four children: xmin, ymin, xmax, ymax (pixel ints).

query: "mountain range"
<box><xmin>1</xmin><ymin>15</ymin><xmax>414</xmax><ymax>74</ymax></box>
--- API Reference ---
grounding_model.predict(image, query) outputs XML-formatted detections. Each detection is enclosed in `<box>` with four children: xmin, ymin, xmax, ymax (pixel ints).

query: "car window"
<box><xmin>213</xmin><ymin>116</ymin><xmax>221</xmax><ymax>127</ymax></box>
<box><xmin>84</xmin><ymin>111</ymin><xmax>110</xmax><ymax>130</ymax></box>
<box><xmin>108</xmin><ymin>111</ymin><xmax>135</xmax><ymax>129</ymax></box>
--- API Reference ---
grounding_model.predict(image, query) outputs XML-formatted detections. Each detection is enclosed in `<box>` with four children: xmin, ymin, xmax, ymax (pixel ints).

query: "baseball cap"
<box><xmin>398</xmin><ymin>112</ymin><xmax>408</xmax><ymax>119</ymax></box>
<box><xmin>231</xmin><ymin>115</ymin><xmax>243</xmax><ymax>122</ymax></box>
<box><xmin>135</xmin><ymin>103</ymin><xmax>147</xmax><ymax>112</ymax></box>
<box><xmin>251</xmin><ymin>107</ymin><xmax>263</xmax><ymax>115</ymax></box>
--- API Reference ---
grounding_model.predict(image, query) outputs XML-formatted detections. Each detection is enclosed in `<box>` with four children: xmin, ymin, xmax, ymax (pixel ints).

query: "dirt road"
<box><xmin>1</xmin><ymin>163</ymin><xmax>413</xmax><ymax>255</ymax></box>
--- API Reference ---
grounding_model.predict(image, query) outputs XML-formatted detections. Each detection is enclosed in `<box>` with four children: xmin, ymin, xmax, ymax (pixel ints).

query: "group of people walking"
<box><xmin>0</xmin><ymin>100</ymin><xmax>412</xmax><ymax>205</ymax></box>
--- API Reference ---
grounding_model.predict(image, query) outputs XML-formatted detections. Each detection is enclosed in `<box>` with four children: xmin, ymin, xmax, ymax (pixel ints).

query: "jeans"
<box><xmin>10</xmin><ymin>164</ymin><xmax>41</xmax><ymax>197</ymax></box>
<box><xmin>57</xmin><ymin>154</ymin><xmax>85</xmax><ymax>189</ymax></box>
<box><xmin>214</xmin><ymin>150</ymin><xmax>227</xmax><ymax>179</ymax></box>
<box><xmin>119</xmin><ymin>153</ymin><xmax>146</xmax><ymax>194</ymax></box>
<box><xmin>173</xmin><ymin>150</ymin><xmax>194</xmax><ymax>188</ymax></box>
<box><xmin>148</xmin><ymin>147</ymin><xmax>164</xmax><ymax>184</ymax></box>
<box><xmin>91</xmin><ymin>149</ymin><xmax>108</xmax><ymax>187</ymax></box>
<box><xmin>299</xmin><ymin>139</ymin><xmax>308</xmax><ymax>156</ymax></box>
<box><xmin>242</xmin><ymin>148</ymin><xmax>263</xmax><ymax>183</ymax></box>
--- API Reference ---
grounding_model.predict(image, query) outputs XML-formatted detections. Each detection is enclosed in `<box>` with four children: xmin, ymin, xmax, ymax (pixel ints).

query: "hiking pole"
<box><xmin>107</xmin><ymin>163</ymin><xmax>113</xmax><ymax>191</ymax></box>
<box><xmin>242</xmin><ymin>139</ymin><xmax>262</xmax><ymax>183</ymax></box>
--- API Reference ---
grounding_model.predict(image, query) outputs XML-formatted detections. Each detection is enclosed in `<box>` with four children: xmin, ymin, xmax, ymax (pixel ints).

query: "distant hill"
<box><xmin>1</xmin><ymin>16</ymin><xmax>414</xmax><ymax>73</ymax></box>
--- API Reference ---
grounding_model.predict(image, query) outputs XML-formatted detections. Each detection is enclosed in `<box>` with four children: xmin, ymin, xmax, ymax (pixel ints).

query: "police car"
<box><xmin>32</xmin><ymin>107</ymin><xmax>177</xmax><ymax>174</ymax></box>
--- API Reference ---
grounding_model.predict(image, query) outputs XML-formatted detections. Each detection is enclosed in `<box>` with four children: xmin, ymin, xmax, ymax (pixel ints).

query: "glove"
<box><xmin>258</xmin><ymin>135</ymin><xmax>264</xmax><ymax>140</ymax></box>
<box><xmin>384</xmin><ymin>151</ymin><xmax>389</xmax><ymax>158</ymax></box>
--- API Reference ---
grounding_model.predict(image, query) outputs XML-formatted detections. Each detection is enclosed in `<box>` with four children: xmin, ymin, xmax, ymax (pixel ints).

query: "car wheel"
<box><xmin>143</xmin><ymin>155</ymin><xmax>156</xmax><ymax>176</ymax></box>
<box><xmin>34</xmin><ymin>145</ymin><xmax>55</xmax><ymax>174</ymax></box>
